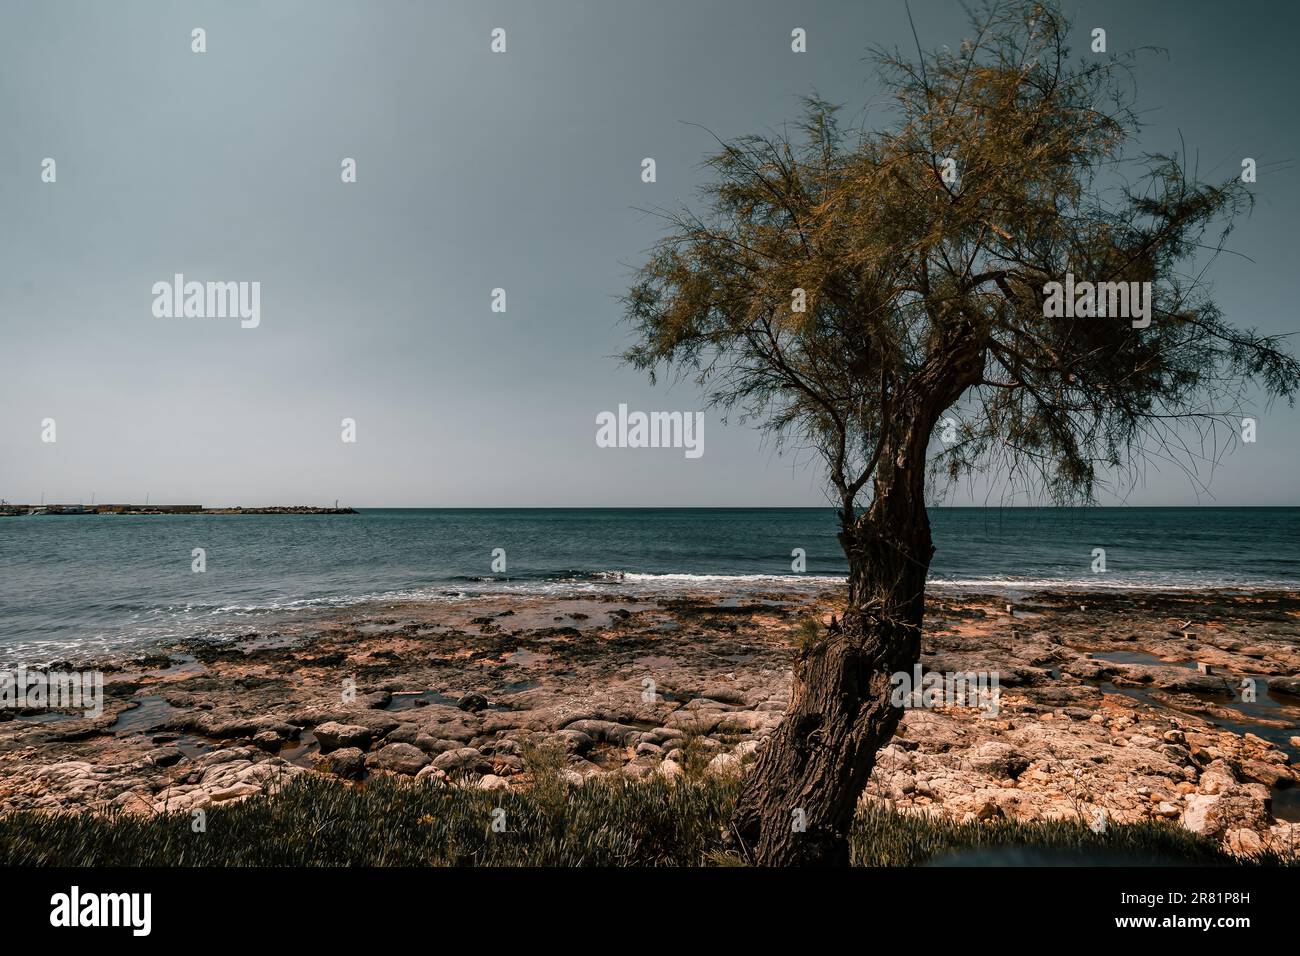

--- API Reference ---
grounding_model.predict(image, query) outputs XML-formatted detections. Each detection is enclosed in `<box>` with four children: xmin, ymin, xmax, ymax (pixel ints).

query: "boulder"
<box><xmin>1268</xmin><ymin>677</ymin><xmax>1300</xmax><ymax>697</ymax></box>
<box><xmin>1182</xmin><ymin>792</ymin><xmax>1269</xmax><ymax>839</ymax></box>
<box><xmin>561</xmin><ymin>719</ymin><xmax>641</xmax><ymax>745</ymax></box>
<box><xmin>706</xmin><ymin>752</ymin><xmax>743</xmax><ymax>778</ymax></box>
<box><xmin>313</xmin><ymin>721</ymin><xmax>373</xmax><ymax>753</ymax></box>
<box><xmin>1197</xmin><ymin>761</ymin><xmax>1238</xmax><ymax>795</ymax></box>
<box><xmin>252</xmin><ymin>730</ymin><xmax>283</xmax><ymax>753</ymax></box>
<box><xmin>366</xmin><ymin>742</ymin><xmax>430</xmax><ymax>776</ymax></box>
<box><xmin>413</xmin><ymin>735</ymin><xmax>462</xmax><ymax>756</ymax></box>
<box><xmin>415</xmin><ymin>764</ymin><xmax>448</xmax><ymax>785</ymax></box>
<box><xmin>964</xmin><ymin>742</ymin><xmax>1031</xmax><ymax>780</ymax></box>
<box><xmin>314</xmin><ymin>747</ymin><xmax>366</xmax><ymax>780</ymax></box>
<box><xmin>145</xmin><ymin>747</ymin><xmax>185</xmax><ymax>768</ymax></box>
<box><xmin>1240</xmin><ymin>759</ymin><xmax>1292</xmax><ymax>789</ymax></box>
<box><xmin>1225</xmin><ymin>828</ymin><xmax>1265</xmax><ymax>858</ymax></box>
<box><xmin>548</xmin><ymin>729</ymin><xmax>594</xmax><ymax>755</ymax></box>
<box><xmin>431</xmin><ymin>747</ymin><xmax>491</xmax><ymax>776</ymax></box>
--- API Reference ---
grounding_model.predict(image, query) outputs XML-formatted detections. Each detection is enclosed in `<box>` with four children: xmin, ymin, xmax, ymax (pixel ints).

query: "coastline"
<box><xmin>2</xmin><ymin>583</ymin><xmax>1298</xmax><ymax>859</ymax></box>
<box><xmin>0</xmin><ymin>505</ymin><xmax>357</xmax><ymax>516</ymax></box>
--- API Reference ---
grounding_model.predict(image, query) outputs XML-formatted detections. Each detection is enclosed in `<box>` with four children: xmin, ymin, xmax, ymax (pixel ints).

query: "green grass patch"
<box><xmin>0</xmin><ymin>773</ymin><xmax>1285</xmax><ymax>866</ymax></box>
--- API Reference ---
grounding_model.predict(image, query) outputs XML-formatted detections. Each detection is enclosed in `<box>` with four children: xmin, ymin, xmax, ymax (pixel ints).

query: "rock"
<box><xmin>313</xmin><ymin>721</ymin><xmax>373</xmax><ymax>753</ymax></box>
<box><xmin>1240</xmin><ymin>758</ymin><xmax>1291</xmax><ymax>789</ymax></box>
<box><xmin>1225</xmin><ymin>827</ymin><xmax>1265</xmax><ymax>858</ymax></box>
<box><xmin>491</xmin><ymin>755</ymin><xmax>524</xmax><ymax>775</ymax></box>
<box><xmin>252</xmin><ymin>730</ymin><xmax>283</xmax><ymax>753</ymax></box>
<box><xmin>457</xmin><ymin>693</ymin><xmax>489</xmax><ymax>713</ymax></box>
<box><xmin>366</xmin><ymin>743</ymin><xmax>430</xmax><ymax>776</ymax></box>
<box><xmin>562</xmin><ymin>719</ymin><xmax>641</xmax><ymax>745</ymax></box>
<box><xmin>658</xmin><ymin>759</ymin><xmax>683</xmax><ymax>781</ymax></box>
<box><xmin>706</xmin><ymin>753</ymin><xmax>743</xmax><ymax>778</ymax></box>
<box><xmin>295</xmin><ymin>709</ymin><xmax>399</xmax><ymax>738</ymax></box>
<box><xmin>548</xmin><ymin>729</ymin><xmax>594</xmax><ymax>755</ymax></box>
<box><xmin>415</xmin><ymin>765</ymin><xmax>448</xmax><ymax>785</ymax></box>
<box><xmin>111</xmin><ymin>791</ymin><xmax>155</xmax><ymax>815</ymax></box>
<box><xmin>965</xmin><ymin>742</ymin><xmax>1030</xmax><ymax>779</ymax></box>
<box><xmin>208</xmin><ymin>782</ymin><xmax>262</xmax><ymax>803</ymax></box>
<box><xmin>314</xmin><ymin>747</ymin><xmax>366</xmax><ymax>780</ymax></box>
<box><xmin>1154</xmin><ymin>673</ymin><xmax>1234</xmax><ymax>696</ymax></box>
<box><xmin>559</xmin><ymin>769</ymin><xmax>586</xmax><ymax>787</ymax></box>
<box><xmin>621</xmin><ymin>760</ymin><xmax>657</xmax><ymax>780</ymax></box>
<box><xmin>1267</xmin><ymin>677</ymin><xmax>1300</xmax><ymax>697</ymax></box>
<box><xmin>477</xmin><ymin>774</ymin><xmax>510</xmax><ymax>792</ymax></box>
<box><xmin>413</xmin><ymin>735</ymin><xmax>462</xmax><ymax>756</ymax></box>
<box><xmin>713</xmin><ymin>711</ymin><xmax>780</xmax><ymax>734</ymax></box>
<box><xmin>663</xmin><ymin>710</ymin><xmax>723</xmax><ymax>734</ymax></box>
<box><xmin>145</xmin><ymin>747</ymin><xmax>184</xmax><ymax>768</ymax></box>
<box><xmin>431</xmin><ymin>747</ymin><xmax>491</xmax><ymax>776</ymax></box>
<box><xmin>358</xmin><ymin>690</ymin><xmax>393</xmax><ymax>710</ymax></box>
<box><xmin>384</xmin><ymin>724</ymin><xmax>422</xmax><ymax>746</ymax></box>
<box><xmin>734</xmin><ymin>739</ymin><xmax>761</xmax><ymax>760</ymax></box>
<box><xmin>643</xmin><ymin>727</ymin><xmax>686</xmax><ymax>745</ymax></box>
<box><xmin>1182</xmin><ymin>792</ymin><xmax>1269</xmax><ymax>839</ymax></box>
<box><xmin>1197</xmin><ymin>762</ymin><xmax>1238</xmax><ymax>795</ymax></box>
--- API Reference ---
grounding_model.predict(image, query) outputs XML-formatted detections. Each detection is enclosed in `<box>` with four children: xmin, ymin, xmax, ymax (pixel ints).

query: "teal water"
<box><xmin>1</xmin><ymin>507</ymin><xmax>1296</xmax><ymax>661</ymax></box>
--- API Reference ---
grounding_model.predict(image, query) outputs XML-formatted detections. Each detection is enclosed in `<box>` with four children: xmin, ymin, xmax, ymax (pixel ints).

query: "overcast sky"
<box><xmin>1</xmin><ymin>0</ymin><xmax>1296</xmax><ymax>507</ymax></box>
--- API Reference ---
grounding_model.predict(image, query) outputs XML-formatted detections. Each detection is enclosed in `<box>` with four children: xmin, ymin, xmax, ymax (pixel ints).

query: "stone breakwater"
<box><xmin>1</xmin><ymin>587</ymin><xmax>1298</xmax><ymax>859</ymax></box>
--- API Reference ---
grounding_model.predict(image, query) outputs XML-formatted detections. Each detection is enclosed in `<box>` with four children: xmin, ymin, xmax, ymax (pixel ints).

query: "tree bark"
<box><xmin>732</xmin><ymin>327</ymin><xmax>983</xmax><ymax>866</ymax></box>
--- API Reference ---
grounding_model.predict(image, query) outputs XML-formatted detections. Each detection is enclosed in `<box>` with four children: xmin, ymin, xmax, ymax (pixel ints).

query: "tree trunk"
<box><xmin>730</xmin><ymin>461</ymin><xmax>932</xmax><ymax>865</ymax></box>
<box><xmin>732</xmin><ymin>329</ymin><xmax>982</xmax><ymax>866</ymax></box>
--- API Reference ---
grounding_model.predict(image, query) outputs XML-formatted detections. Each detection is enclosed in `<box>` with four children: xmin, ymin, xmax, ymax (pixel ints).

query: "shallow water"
<box><xmin>2</xmin><ymin>507</ymin><xmax>1297</xmax><ymax>660</ymax></box>
<box><xmin>1096</xmin><ymin>672</ymin><xmax>1300</xmax><ymax>822</ymax></box>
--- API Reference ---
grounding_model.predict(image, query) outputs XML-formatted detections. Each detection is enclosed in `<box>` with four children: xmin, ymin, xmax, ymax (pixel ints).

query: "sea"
<box><xmin>1</xmin><ymin>507</ymin><xmax>1297</xmax><ymax>661</ymax></box>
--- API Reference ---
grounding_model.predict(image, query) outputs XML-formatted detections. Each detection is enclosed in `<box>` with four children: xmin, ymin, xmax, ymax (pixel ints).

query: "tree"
<box><xmin>622</xmin><ymin>0</ymin><xmax>1298</xmax><ymax>866</ymax></box>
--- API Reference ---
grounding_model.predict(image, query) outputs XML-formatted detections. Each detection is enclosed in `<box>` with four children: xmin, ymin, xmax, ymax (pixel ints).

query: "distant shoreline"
<box><xmin>0</xmin><ymin>505</ymin><xmax>356</xmax><ymax>516</ymax></box>
<box><xmin>4</xmin><ymin>505</ymin><xmax>1299</xmax><ymax>514</ymax></box>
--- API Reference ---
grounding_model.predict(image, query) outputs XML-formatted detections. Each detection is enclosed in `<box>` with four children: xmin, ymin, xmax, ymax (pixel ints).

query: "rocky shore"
<box><xmin>2</xmin><ymin>586</ymin><xmax>1298</xmax><ymax>860</ymax></box>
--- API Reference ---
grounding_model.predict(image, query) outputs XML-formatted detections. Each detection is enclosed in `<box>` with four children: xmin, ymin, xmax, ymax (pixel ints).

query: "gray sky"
<box><xmin>2</xmin><ymin>0</ymin><xmax>1296</xmax><ymax>507</ymax></box>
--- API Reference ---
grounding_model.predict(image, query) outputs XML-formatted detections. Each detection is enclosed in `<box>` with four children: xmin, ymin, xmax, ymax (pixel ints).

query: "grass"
<box><xmin>0</xmin><ymin>772</ymin><xmax>1287</xmax><ymax>866</ymax></box>
<box><xmin>791</xmin><ymin>615</ymin><xmax>823</xmax><ymax>652</ymax></box>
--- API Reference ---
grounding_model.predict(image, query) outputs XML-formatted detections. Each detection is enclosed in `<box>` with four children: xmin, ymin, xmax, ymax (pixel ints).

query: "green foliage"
<box><xmin>792</xmin><ymin>615</ymin><xmax>824</xmax><ymax>652</ymax></box>
<box><xmin>676</xmin><ymin>729</ymin><xmax>714</xmax><ymax>781</ymax></box>
<box><xmin>622</xmin><ymin>0</ymin><xmax>1298</xmax><ymax>514</ymax></box>
<box><xmin>0</xmin><ymin>774</ymin><xmax>1287</xmax><ymax>867</ymax></box>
